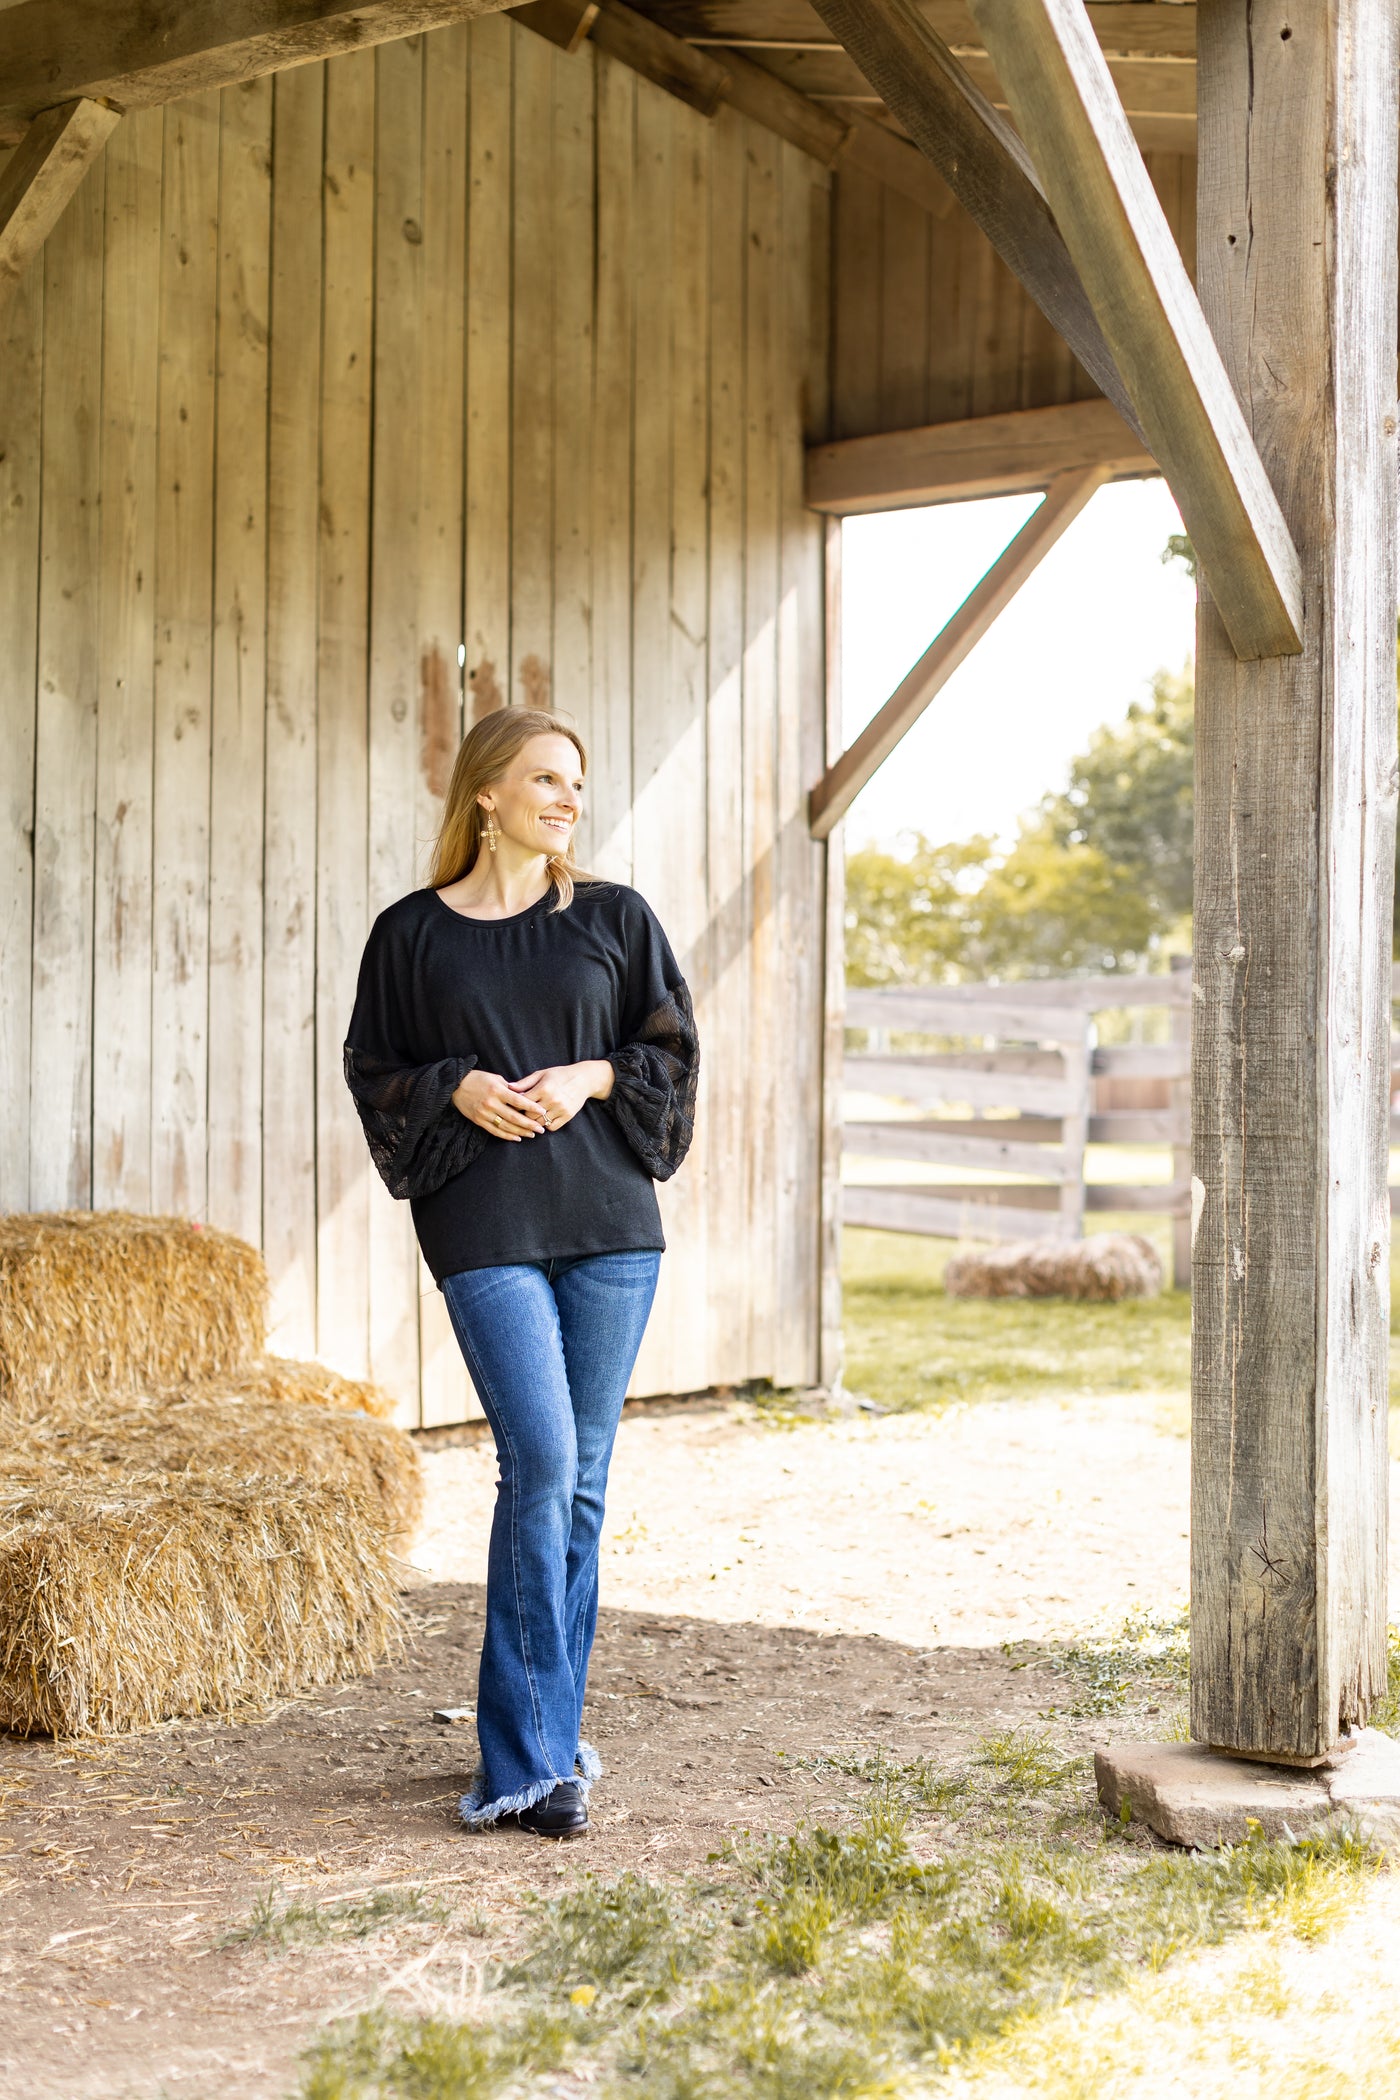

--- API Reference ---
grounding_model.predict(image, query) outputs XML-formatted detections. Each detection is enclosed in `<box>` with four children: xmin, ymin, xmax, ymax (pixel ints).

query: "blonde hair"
<box><xmin>428</xmin><ymin>709</ymin><xmax>590</xmax><ymax>909</ymax></box>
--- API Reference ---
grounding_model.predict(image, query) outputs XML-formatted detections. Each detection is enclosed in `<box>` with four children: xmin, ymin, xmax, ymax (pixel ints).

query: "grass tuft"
<box><xmin>221</xmin><ymin>1882</ymin><xmax>448</xmax><ymax>1951</ymax></box>
<box><xmin>1007</xmin><ymin>1605</ymin><xmax>1191</xmax><ymax>1719</ymax></box>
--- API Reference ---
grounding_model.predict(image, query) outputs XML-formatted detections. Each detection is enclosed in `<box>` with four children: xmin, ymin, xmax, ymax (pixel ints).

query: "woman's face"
<box><xmin>480</xmin><ymin>733</ymin><xmax>584</xmax><ymax>858</ymax></box>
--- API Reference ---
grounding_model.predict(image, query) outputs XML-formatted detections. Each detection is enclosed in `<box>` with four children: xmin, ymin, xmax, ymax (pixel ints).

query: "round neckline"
<box><xmin>428</xmin><ymin>883</ymin><xmax>555</xmax><ymax>928</ymax></box>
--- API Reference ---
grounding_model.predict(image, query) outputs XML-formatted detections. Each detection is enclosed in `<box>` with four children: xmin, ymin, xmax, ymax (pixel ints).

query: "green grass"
<box><xmin>840</xmin><ymin>1228</ymin><xmax>1192</xmax><ymax>1413</ymax></box>
<box><xmin>294</xmin><ymin>1739</ymin><xmax>1383</xmax><ymax>2100</ymax></box>
<box><xmin>841</xmin><ymin>1228</ymin><xmax>1400</xmax><ymax>1419</ymax></box>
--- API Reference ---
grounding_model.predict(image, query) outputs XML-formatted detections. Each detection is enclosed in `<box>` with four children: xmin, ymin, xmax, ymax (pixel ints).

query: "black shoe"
<box><xmin>509</xmin><ymin>1781</ymin><xmax>590</xmax><ymax>1840</ymax></box>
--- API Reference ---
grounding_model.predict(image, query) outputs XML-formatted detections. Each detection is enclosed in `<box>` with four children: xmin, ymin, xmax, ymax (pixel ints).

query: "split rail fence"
<box><xmin>843</xmin><ymin>963</ymin><xmax>1400</xmax><ymax>1290</ymax></box>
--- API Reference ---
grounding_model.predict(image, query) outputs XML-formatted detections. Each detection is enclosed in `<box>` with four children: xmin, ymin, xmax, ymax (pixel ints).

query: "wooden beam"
<box><xmin>0</xmin><ymin>99</ymin><xmax>120</xmax><ymax>312</ymax></box>
<box><xmin>509</xmin><ymin>0</ymin><xmax>599</xmax><ymax>49</ymax></box>
<box><xmin>800</xmin><ymin>0</ymin><xmax>1146</xmax><ymax>441</ymax></box>
<box><xmin>0</xmin><ymin>0</ymin><xmax>520</xmax><ymax>145</ymax></box>
<box><xmin>1189</xmin><ymin>0</ymin><xmax>1396</xmax><ymax>1758</ymax></box>
<box><xmin>513</xmin><ymin>0</ymin><xmax>956</xmax><ymax>211</ymax></box>
<box><xmin>642</xmin><ymin>1</ymin><xmax>1199</xmax><ymax>61</ymax></box>
<box><xmin>807</xmin><ymin>398</ymin><xmax>1154</xmax><ymax>514</ymax></box>
<box><xmin>592</xmin><ymin>0</ymin><xmax>733</xmax><ymax>112</ymax></box>
<box><xmin>808</xmin><ymin>463</ymin><xmax>1104</xmax><ymax>838</ymax></box>
<box><xmin>966</xmin><ymin>0</ymin><xmax>1301</xmax><ymax>663</ymax></box>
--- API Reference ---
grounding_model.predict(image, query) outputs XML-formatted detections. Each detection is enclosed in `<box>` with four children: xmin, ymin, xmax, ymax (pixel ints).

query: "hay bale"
<box><xmin>944</xmin><ymin>1233</ymin><xmax>1164</xmax><ymax>1303</ymax></box>
<box><xmin>200</xmin><ymin>1355</ymin><xmax>399</xmax><ymax>1424</ymax></box>
<box><xmin>0</xmin><ymin>1211</ymin><xmax>266</xmax><ymax>1418</ymax></box>
<box><xmin>0</xmin><ymin>1477</ymin><xmax>402</xmax><ymax>1737</ymax></box>
<box><xmin>5</xmin><ymin>1395</ymin><xmax>424</xmax><ymax>1552</ymax></box>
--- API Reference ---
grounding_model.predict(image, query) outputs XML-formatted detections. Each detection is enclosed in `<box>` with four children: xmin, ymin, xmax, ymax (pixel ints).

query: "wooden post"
<box><xmin>1056</xmin><ymin>1017</ymin><xmax>1091</xmax><ymax>1241</ymax></box>
<box><xmin>1169</xmin><ymin>954</ymin><xmax>1190</xmax><ymax>1293</ymax></box>
<box><xmin>1191</xmin><ymin>0</ymin><xmax>1397</xmax><ymax>1759</ymax></box>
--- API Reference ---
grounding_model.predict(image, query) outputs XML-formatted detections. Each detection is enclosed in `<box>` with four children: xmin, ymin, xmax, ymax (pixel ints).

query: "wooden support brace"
<box><xmin>0</xmin><ymin>98</ymin><xmax>120</xmax><ymax>313</ymax></box>
<box><xmin>803</xmin><ymin>0</ymin><xmax>1145</xmax><ymax>441</ymax></box>
<box><xmin>966</xmin><ymin>0</ymin><xmax>1303</xmax><ymax>663</ymax></box>
<box><xmin>808</xmin><ymin>462</ymin><xmax>1105</xmax><ymax>839</ymax></box>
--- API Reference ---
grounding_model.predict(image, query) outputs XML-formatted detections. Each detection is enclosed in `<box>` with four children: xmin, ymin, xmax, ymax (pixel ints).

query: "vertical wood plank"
<box><xmin>417</xmin><ymin>19</ymin><xmax>468</xmax><ymax>886</ymax></box>
<box><xmin>208</xmin><ymin>76</ymin><xmax>273</xmax><ymax>1249</ymax></box>
<box><xmin>509</xmin><ymin>26</ymin><xmax>555</xmax><ymax>709</ymax></box>
<box><xmin>774</xmin><ymin>141</ymin><xmax>828</xmax><ymax>1387</ymax></box>
<box><xmin>366</xmin><ymin>32</ymin><xmax>426</xmax><ymax>1422</ymax></box>
<box><xmin>316</xmin><ymin>49</ymin><xmax>375</xmax><ymax>1377</ymax></box>
<box><xmin>152</xmin><ymin>94</ymin><xmax>219</xmax><ymax>1221</ymax></box>
<box><xmin>584</xmin><ymin>48</ymin><xmax>635</xmax><ymax>883</ymax></box>
<box><xmin>924</xmin><ymin>201</ymin><xmax>977</xmax><ymax>426</ymax></box>
<box><xmin>743</xmin><ymin>120</ymin><xmax>781</xmax><ymax>1382</ymax></box>
<box><xmin>463</xmin><ymin>12</ymin><xmax>512</xmax><ymax>726</ymax></box>
<box><xmin>818</xmin><ymin>514</ymin><xmax>845</xmax><ymax>1390</ymax></box>
<box><xmin>969</xmin><ymin>238</ymin><xmax>1023</xmax><ymax>419</ymax></box>
<box><xmin>93</xmin><ymin>110</ymin><xmax>161</xmax><ymax>1215</ymax></box>
<box><xmin>648</xmin><ymin>94</ymin><xmax>711</xmax><ymax>1392</ymax></box>
<box><xmin>704</xmin><ymin>104</ymin><xmax>748</xmax><ymax>1385</ymax></box>
<box><xmin>626</xmin><ymin>79</ymin><xmax>676</xmax><ymax>1394</ymax></box>
<box><xmin>417</xmin><ymin>21</ymin><xmax>477</xmax><ymax>1428</ymax></box>
<box><xmin>877</xmin><ymin>184</ymin><xmax>928</xmax><ymax>433</ymax></box>
<box><xmin>264</xmin><ymin>60</ymin><xmax>324</xmax><ymax>1356</ymax></box>
<box><xmin>0</xmin><ymin>230</ymin><xmax>42</xmax><ymax>1215</ymax></box>
<box><xmin>830</xmin><ymin>166</ymin><xmax>881</xmax><ymax>441</ymax></box>
<box><xmin>30</xmin><ymin>149</ymin><xmax>105</xmax><ymax>1210</ymax></box>
<box><xmin>550</xmin><ymin>35</ymin><xmax>594</xmax><ymax>735</ymax></box>
<box><xmin>1191</xmin><ymin>0</ymin><xmax>1397</xmax><ymax>1756</ymax></box>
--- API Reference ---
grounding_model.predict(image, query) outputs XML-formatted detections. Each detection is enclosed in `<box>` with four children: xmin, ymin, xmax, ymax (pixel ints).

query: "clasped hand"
<box><xmin>452</xmin><ymin>1059</ymin><xmax>615</xmax><ymax>1141</ymax></box>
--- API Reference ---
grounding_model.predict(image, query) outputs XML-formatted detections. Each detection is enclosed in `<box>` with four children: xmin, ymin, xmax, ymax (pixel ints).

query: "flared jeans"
<box><xmin>441</xmin><ymin>1249</ymin><xmax>661</xmax><ymax>1826</ymax></box>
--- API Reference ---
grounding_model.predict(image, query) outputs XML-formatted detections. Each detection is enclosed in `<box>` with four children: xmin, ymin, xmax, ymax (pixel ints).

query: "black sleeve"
<box><xmin>343</xmin><ymin>913</ymin><xmax>487</xmax><ymax>1203</ymax></box>
<box><xmin>604</xmin><ymin>895</ymin><xmax>699</xmax><ymax>1182</ymax></box>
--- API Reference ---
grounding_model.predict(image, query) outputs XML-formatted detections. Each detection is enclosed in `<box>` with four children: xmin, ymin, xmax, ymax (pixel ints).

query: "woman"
<box><xmin>344</xmin><ymin>709</ymin><xmax>697</xmax><ymax>1840</ymax></box>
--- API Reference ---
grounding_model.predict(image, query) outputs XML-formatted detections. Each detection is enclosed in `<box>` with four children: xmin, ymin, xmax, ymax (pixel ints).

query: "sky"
<box><xmin>840</xmin><ymin>477</ymin><xmax>1197</xmax><ymax>854</ymax></box>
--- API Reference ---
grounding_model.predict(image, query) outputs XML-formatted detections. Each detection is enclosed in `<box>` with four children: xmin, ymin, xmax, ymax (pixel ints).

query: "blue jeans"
<box><xmin>441</xmin><ymin>1249</ymin><xmax>661</xmax><ymax>1826</ymax></box>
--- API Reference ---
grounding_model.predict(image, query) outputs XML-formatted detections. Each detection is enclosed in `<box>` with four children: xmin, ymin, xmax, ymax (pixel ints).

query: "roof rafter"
<box><xmin>0</xmin><ymin>0</ymin><xmax>520</xmax><ymax>146</ymax></box>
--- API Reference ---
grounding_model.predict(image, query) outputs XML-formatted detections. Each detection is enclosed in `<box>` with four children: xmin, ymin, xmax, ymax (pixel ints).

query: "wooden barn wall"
<box><xmin>828</xmin><ymin>151</ymin><xmax>1197</xmax><ymax>440</ymax></box>
<box><xmin>0</xmin><ymin>21</ymin><xmax>833</xmax><ymax>1425</ymax></box>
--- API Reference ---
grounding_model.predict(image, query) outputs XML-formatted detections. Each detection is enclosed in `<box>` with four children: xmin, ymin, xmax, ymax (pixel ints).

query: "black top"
<box><xmin>343</xmin><ymin>881</ymin><xmax>698</xmax><ymax>1282</ymax></box>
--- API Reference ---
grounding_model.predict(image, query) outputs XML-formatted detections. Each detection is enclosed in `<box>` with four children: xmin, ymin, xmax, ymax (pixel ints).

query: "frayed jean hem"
<box><xmin>576</xmin><ymin>1740</ymin><xmax>602</xmax><ymax>1783</ymax></box>
<box><xmin>458</xmin><ymin>1743</ymin><xmax>602</xmax><ymax>1829</ymax></box>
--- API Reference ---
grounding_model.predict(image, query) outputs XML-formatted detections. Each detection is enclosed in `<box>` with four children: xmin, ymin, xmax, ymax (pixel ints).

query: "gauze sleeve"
<box><xmin>604</xmin><ymin>897</ymin><xmax>699</xmax><ymax>1182</ymax></box>
<box><xmin>343</xmin><ymin>916</ymin><xmax>487</xmax><ymax>1202</ymax></box>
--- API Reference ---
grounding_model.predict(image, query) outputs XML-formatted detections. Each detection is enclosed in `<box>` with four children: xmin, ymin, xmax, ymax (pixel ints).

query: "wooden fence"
<box><xmin>844</xmin><ymin>962</ymin><xmax>1400</xmax><ymax>1287</ymax></box>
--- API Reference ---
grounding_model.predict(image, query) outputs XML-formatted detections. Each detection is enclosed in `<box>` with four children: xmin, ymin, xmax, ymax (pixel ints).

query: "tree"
<box><xmin>845</xmin><ymin>835</ymin><xmax>994</xmax><ymax>986</ymax></box>
<box><xmin>845</xmin><ymin>672</ymin><xmax>1193</xmax><ymax>985</ymax></box>
<box><xmin>1041</xmin><ymin>667</ymin><xmax>1195</xmax><ymax>926</ymax></box>
<box><xmin>974</xmin><ymin>819</ymin><xmax>1160</xmax><ymax>977</ymax></box>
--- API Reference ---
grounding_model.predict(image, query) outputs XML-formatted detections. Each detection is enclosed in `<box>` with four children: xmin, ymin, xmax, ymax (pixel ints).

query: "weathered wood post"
<box><xmin>1191</xmin><ymin>0</ymin><xmax>1397</xmax><ymax>1759</ymax></box>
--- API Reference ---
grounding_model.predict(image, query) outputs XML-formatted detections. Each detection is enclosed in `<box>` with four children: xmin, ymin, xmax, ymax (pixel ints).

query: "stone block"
<box><xmin>1094</xmin><ymin>1729</ymin><xmax>1400</xmax><ymax>1850</ymax></box>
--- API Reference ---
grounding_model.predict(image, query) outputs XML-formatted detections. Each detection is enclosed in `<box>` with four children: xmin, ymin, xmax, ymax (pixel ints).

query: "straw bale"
<box><xmin>0</xmin><ymin>1211</ymin><xmax>266</xmax><ymax>1418</ymax></box>
<box><xmin>195</xmin><ymin>1355</ymin><xmax>399</xmax><ymax>1423</ymax></box>
<box><xmin>5</xmin><ymin>1395</ymin><xmax>424</xmax><ymax>1551</ymax></box>
<box><xmin>0</xmin><ymin>1477</ymin><xmax>402</xmax><ymax>1737</ymax></box>
<box><xmin>944</xmin><ymin>1233</ymin><xmax>1164</xmax><ymax>1302</ymax></box>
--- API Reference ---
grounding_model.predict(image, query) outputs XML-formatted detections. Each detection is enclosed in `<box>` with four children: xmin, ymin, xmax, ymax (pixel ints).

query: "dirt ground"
<box><xmin>0</xmin><ymin>1392</ymin><xmax>1386</xmax><ymax>2100</ymax></box>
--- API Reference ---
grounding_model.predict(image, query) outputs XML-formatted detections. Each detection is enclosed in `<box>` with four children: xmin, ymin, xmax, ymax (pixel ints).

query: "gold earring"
<box><xmin>485</xmin><ymin>813</ymin><xmax>498</xmax><ymax>854</ymax></box>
